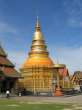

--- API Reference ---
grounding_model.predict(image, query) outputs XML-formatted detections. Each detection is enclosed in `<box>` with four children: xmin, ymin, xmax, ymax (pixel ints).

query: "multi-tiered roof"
<box><xmin>0</xmin><ymin>45</ymin><xmax>20</xmax><ymax>78</ymax></box>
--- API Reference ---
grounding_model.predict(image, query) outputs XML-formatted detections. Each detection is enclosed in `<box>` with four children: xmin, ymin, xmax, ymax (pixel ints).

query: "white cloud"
<box><xmin>49</xmin><ymin>46</ymin><xmax>82</xmax><ymax>74</ymax></box>
<box><xmin>0</xmin><ymin>22</ymin><xmax>17</xmax><ymax>34</ymax></box>
<box><xmin>59</xmin><ymin>47</ymin><xmax>82</xmax><ymax>73</ymax></box>
<box><xmin>63</xmin><ymin>0</ymin><xmax>82</xmax><ymax>28</ymax></box>
<box><xmin>67</xmin><ymin>18</ymin><xmax>82</xmax><ymax>28</ymax></box>
<box><xmin>8</xmin><ymin>51</ymin><xmax>27</xmax><ymax>70</ymax></box>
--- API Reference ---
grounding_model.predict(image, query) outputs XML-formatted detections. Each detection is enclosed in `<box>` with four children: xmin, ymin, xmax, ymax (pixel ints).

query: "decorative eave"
<box><xmin>0</xmin><ymin>67</ymin><xmax>21</xmax><ymax>78</ymax></box>
<box><xmin>0</xmin><ymin>56</ymin><xmax>15</xmax><ymax>67</ymax></box>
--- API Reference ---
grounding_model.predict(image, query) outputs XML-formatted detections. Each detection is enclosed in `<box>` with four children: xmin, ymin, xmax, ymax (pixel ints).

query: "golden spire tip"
<box><xmin>35</xmin><ymin>16</ymin><xmax>41</xmax><ymax>31</ymax></box>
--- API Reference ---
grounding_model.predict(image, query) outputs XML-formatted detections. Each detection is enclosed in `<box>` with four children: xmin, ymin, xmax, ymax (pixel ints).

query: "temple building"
<box><xmin>58</xmin><ymin>64</ymin><xmax>70</xmax><ymax>88</ymax></box>
<box><xmin>52</xmin><ymin>64</ymin><xmax>70</xmax><ymax>89</ymax></box>
<box><xmin>71</xmin><ymin>71</ymin><xmax>82</xmax><ymax>86</ymax></box>
<box><xmin>0</xmin><ymin>45</ymin><xmax>20</xmax><ymax>93</ymax></box>
<box><xmin>20</xmin><ymin>18</ymin><xmax>54</xmax><ymax>94</ymax></box>
<box><xmin>20</xmin><ymin>18</ymin><xmax>70</xmax><ymax>95</ymax></box>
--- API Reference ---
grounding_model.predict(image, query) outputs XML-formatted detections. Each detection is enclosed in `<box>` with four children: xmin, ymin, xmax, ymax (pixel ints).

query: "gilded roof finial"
<box><xmin>35</xmin><ymin>16</ymin><xmax>41</xmax><ymax>31</ymax></box>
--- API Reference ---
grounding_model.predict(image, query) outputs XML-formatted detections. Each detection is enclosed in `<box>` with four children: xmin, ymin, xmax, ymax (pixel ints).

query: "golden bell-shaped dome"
<box><xmin>21</xmin><ymin>17</ymin><xmax>54</xmax><ymax>69</ymax></box>
<box><xmin>22</xmin><ymin>56</ymin><xmax>54</xmax><ymax>68</ymax></box>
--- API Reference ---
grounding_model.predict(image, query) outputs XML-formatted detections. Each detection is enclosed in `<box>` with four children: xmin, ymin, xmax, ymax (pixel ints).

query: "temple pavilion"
<box><xmin>71</xmin><ymin>71</ymin><xmax>82</xmax><ymax>85</ymax></box>
<box><xmin>0</xmin><ymin>45</ymin><xmax>20</xmax><ymax>93</ymax></box>
<box><xmin>20</xmin><ymin>18</ymin><xmax>70</xmax><ymax>95</ymax></box>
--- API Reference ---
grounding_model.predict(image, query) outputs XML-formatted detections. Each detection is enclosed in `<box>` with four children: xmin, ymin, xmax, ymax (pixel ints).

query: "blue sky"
<box><xmin>0</xmin><ymin>0</ymin><xmax>82</xmax><ymax>74</ymax></box>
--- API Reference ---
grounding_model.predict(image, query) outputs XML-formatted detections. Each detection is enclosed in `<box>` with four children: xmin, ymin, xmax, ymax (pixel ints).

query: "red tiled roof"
<box><xmin>0</xmin><ymin>67</ymin><xmax>20</xmax><ymax>78</ymax></box>
<box><xmin>59</xmin><ymin>68</ymin><xmax>69</xmax><ymax>77</ymax></box>
<box><xmin>0</xmin><ymin>45</ymin><xmax>20</xmax><ymax>78</ymax></box>
<box><xmin>71</xmin><ymin>71</ymin><xmax>82</xmax><ymax>81</ymax></box>
<box><xmin>0</xmin><ymin>56</ymin><xmax>14</xmax><ymax>67</ymax></box>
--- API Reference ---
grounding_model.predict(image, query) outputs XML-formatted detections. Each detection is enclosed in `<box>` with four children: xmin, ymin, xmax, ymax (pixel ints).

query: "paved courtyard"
<box><xmin>11</xmin><ymin>94</ymin><xmax>82</xmax><ymax>104</ymax></box>
<box><xmin>13</xmin><ymin>95</ymin><xmax>82</xmax><ymax>109</ymax></box>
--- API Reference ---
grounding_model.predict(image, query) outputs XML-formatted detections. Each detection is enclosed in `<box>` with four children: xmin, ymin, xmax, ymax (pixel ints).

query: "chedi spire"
<box><xmin>21</xmin><ymin>17</ymin><xmax>54</xmax><ymax>67</ymax></box>
<box><xmin>35</xmin><ymin>16</ymin><xmax>41</xmax><ymax>32</ymax></box>
<box><xmin>20</xmin><ymin>18</ymin><xmax>54</xmax><ymax>94</ymax></box>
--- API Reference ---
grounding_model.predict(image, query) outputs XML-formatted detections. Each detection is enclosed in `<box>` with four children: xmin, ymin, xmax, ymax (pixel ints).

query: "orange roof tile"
<box><xmin>0</xmin><ymin>67</ymin><xmax>20</xmax><ymax>78</ymax></box>
<box><xmin>0</xmin><ymin>56</ymin><xmax>14</xmax><ymax>67</ymax></box>
<box><xmin>59</xmin><ymin>68</ymin><xmax>69</xmax><ymax>77</ymax></box>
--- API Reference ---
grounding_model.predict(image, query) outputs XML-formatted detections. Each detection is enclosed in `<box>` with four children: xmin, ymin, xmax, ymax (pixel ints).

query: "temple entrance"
<box><xmin>0</xmin><ymin>77</ymin><xmax>17</xmax><ymax>93</ymax></box>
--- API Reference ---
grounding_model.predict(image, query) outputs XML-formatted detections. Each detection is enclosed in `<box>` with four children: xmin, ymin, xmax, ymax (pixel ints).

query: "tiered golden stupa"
<box><xmin>20</xmin><ymin>17</ymin><xmax>54</xmax><ymax>94</ymax></box>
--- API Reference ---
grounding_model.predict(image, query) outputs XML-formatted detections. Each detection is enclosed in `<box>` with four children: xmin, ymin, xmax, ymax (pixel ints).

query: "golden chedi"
<box><xmin>20</xmin><ymin>17</ymin><xmax>54</xmax><ymax>94</ymax></box>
